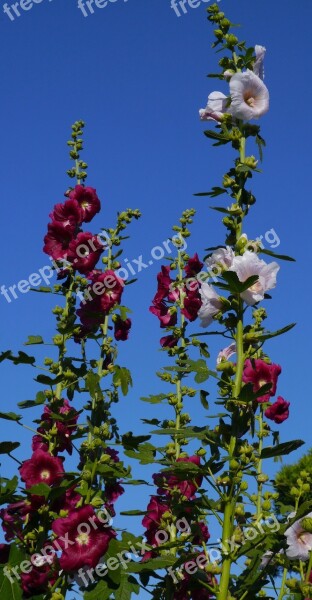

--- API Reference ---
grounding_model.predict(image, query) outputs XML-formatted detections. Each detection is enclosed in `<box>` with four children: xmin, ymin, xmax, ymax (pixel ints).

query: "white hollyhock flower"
<box><xmin>254</xmin><ymin>45</ymin><xmax>266</xmax><ymax>80</ymax></box>
<box><xmin>199</xmin><ymin>92</ymin><xmax>229</xmax><ymax>122</ymax></box>
<box><xmin>285</xmin><ymin>513</ymin><xmax>312</xmax><ymax>561</ymax></box>
<box><xmin>229</xmin><ymin>70</ymin><xmax>269</xmax><ymax>121</ymax></box>
<box><xmin>206</xmin><ymin>246</ymin><xmax>235</xmax><ymax>274</ymax></box>
<box><xmin>229</xmin><ymin>250</ymin><xmax>279</xmax><ymax>305</ymax></box>
<box><xmin>198</xmin><ymin>283</ymin><xmax>222</xmax><ymax>328</ymax></box>
<box><xmin>217</xmin><ymin>342</ymin><xmax>236</xmax><ymax>364</ymax></box>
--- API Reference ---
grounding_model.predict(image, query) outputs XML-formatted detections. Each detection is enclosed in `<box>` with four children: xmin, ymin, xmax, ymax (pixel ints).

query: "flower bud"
<box><xmin>286</xmin><ymin>578</ymin><xmax>299</xmax><ymax>591</ymax></box>
<box><xmin>240</xmin><ymin>481</ymin><xmax>248</xmax><ymax>491</ymax></box>
<box><xmin>244</xmin><ymin>156</ymin><xmax>258</xmax><ymax>169</ymax></box>
<box><xmin>262</xmin><ymin>500</ymin><xmax>271</xmax><ymax>511</ymax></box>
<box><xmin>257</xmin><ymin>474</ymin><xmax>269</xmax><ymax>483</ymax></box>
<box><xmin>91</xmin><ymin>497</ymin><xmax>104</xmax><ymax>508</ymax></box>
<box><xmin>225</xmin><ymin>34</ymin><xmax>238</xmax><ymax>46</ymax></box>
<box><xmin>301</xmin><ymin>517</ymin><xmax>312</xmax><ymax>533</ymax></box>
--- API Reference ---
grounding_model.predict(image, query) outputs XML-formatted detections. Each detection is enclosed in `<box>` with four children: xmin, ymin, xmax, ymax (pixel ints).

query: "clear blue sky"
<box><xmin>0</xmin><ymin>0</ymin><xmax>311</xmax><ymax>573</ymax></box>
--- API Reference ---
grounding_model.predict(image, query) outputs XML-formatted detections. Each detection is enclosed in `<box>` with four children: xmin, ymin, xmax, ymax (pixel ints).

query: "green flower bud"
<box><xmin>82</xmin><ymin>470</ymin><xmax>92</xmax><ymax>481</ymax></box>
<box><xmin>286</xmin><ymin>578</ymin><xmax>299</xmax><ymax>591</ymax></box>
<box><xmin>225</xmin><ymin>34</ymin><xmax>238</xmax><ymax>47</ymax></box>
<box><xmin>53</xmin><ymin>335</ymin><xmax>63</xmax><ymax>346</ymax></box>
<box><xmin>214</xmin><ymin>29</ymin><xmax>223</xmax><ymax>40</ymax></box>
<box><xmin>91</xmin><ymin>496</ymin><xmax>104</xmax><ymax>508</ymax></box>
<box><xmin>257</xmin><ymin>474</ymin><xmax>269</xmax><ymax>483</ymax></box>
<box><xmin>223</xmin><ymin>174</ymin><xmax>235</xmax><ymax>188</ymax></box>
<box><xmin>244</xmin><ymin>156</ymin><xmax>258</xmax><ymax>169</ymax></box>
<box><xmin>197</xmin><ymin>448</ymin><xmax>207</xmax><ymax>457</ymax></box>
<box><xmin>290</xmin><ymin>486</ymin><xmax>300</xmax><ymax>497</ymax></box>
<box><xmin>301</xmin><ymin>517</ymin><xmax>312</xmax><ymax>533</ymax></box>
<box><xmin>303</xmin><ymin>483</ymin><xmax>310</xmax><ymax>492</ymax></box>
<box><xmin>262</xmin><ymin>500</ymin><xmax>271</xmax><ymax>511</ymax></box>
<box><xmin>240</xmin><ymin>481</ymin><xmax>248</xmax><ymax>491</ymax></box>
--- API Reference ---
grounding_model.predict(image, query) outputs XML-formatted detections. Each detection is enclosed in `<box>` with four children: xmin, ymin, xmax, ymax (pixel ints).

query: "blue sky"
<box><xmin>0</xmin><ymin>0</ymin><xmax>311</xmax><ymax>587</ymax></box>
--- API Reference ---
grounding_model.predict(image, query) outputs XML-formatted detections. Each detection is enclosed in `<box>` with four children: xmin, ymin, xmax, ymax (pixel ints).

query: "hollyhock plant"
<box><xmin>52</xmin><ymin>505</ymin><xmax>116</xmax><ymax>571</ymax></box>
<box><xmin>265</xmin><ymin>396</ymin><xmax>290</xmax><ymax>424</ymax></box>
<box><xmin>90</xmin><ymin>269</ymin><xmax>125</xmax><ymax>312</ymax></box>
<box><xmin>38</xmin><ymin>399</ymin><xmax>79</xmax><ymax>454</ymax></box>
<box><xmin>229</xmin><ymin>70</ymin><xmax>269</xmax><ymax>121</ymax></box>
<box><xmin>68</xmin><ymin>184</ymin><xmax>101</xmax><ymax>223</ymax></box>
<box><xmin>19</xmin><ymin>449</ymin><xmax>65</xmax><ymax>488</ymax></box>
<box><xmin>67</xmin><ymin>231</ymin><xmax>103</xmax><ymax>274</ymax></box>
<box><xmin>243</xmin><ymin>358</ymin><xmax>281</xmax><ymax>402</ymax></box>
<box><xmin>198</xmin><ymin>282</ymin><xmax>222</xmax><ymax>327</ymax></box>
<box><xmin>21</xmin><ymin>559</ymin><xmax>56</xmax><ymax>598</ymax></box>
<box><xmin>229</xmin><ymin>250</ymin><xmax>280</xmax><ymax>305</ymax></box>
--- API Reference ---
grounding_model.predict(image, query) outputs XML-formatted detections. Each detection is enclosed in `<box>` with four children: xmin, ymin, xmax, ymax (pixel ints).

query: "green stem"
<box><xmin>305</xmin><ymin>550</ymin><xmax>312</xmax><ymax>583</ymax></box>
<box><xmin>277</xmin><ymin>568</ymin><xmax>287</xmax><ymax>600</ymax></box>
<box><xmin>256</xmin><ymin>406</ymin><xmax>264</xmax><ymax>521</ymax></box>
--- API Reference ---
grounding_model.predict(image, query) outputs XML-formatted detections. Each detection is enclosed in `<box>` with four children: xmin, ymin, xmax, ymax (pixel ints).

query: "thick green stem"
<box><xmin>256</xmin><ymin>407</ymin><xmax>264</xmax><ymax>521</ymax></box>
<box><xmin>277</xmin><ymin>567</ymin><xmax>287</xmax><ymax>600</ymax></box>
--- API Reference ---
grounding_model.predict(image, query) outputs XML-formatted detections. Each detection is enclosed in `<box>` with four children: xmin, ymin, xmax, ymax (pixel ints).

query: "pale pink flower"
<box><xmin>254</xmin><ymin>45</ymin><xmax>266</xmax><ymax>80</ymax></box>
<box><xmin>198</xmin><ymin>283</ymin><xmax>222</xmax><ymax>328</ymax></box>
<box><xmin>206</xmin><ymin>246</ymin><xmax>235</xmax><ymax>274</ymax></box>
<box><xmin>199</xmin><ymin>92</ymin><xmax>229</xmax><ymax>122</ymax></box>
<box><xmin>285</xmin><ymin>513</ymin><xmax>312</xmax><ymax>561</ymax></box>
<box><xmin>229</xmin><ymin>70</ymin><xmax>269</xmax><ymax>121</ymax></box>
<box><xmin>229</xmin><ymin>250</ymin><xmax>279</xmax><ymax>305</ymax></box>
<box><xmin>217</xmin><ymin>343</ymin><xmax>236</xmax><ymax>364</ymax></box>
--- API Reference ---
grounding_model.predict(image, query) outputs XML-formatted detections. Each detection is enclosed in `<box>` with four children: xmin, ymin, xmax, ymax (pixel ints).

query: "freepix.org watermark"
<box><xmin>170</xmin><ymin>0</ymin><xmax>221</xmax><ymax>18</ymax></box>
<box><xmin>2</xmin><ymin>0</ymin><xmax>53</xmax><ymax>21</ymax></box>
<box><xmin>77</xmin><ymin>0</ymin><xmax>128</xmax><ymax>18</ymax></box>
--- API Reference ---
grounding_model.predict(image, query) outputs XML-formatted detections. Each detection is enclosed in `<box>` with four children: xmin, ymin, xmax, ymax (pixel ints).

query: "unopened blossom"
<box><xmin>229</xmin><ymin>250</ymin><xmax>279</xmax><ymax>305</ymax></box>
<box><xmin>254</xmin><ymin>45</ymin><xmax>266</xmax><ymax>80</ymax></box>
<box><xmin>198</xmin><ymin>283</ymin><xmax>222</xmax><ymax>327</ymax></box>
<box><xmin>265</xmin><ymin>396</ymin><xmax>290</xmax><ymax>424</ymax></box>
<box><xmin>285</xmin><ymin>513</ymin><xmax>312</xmax><ymax>561</ymax></box>
<box><xmin>229</xmin><ymin>70</ymin><xmax>269</xmax><ymax>121</ymax></box>
<box><xmin>199</xmin><ymin>91</ymin><xmax>229</xmax><ymax>122</ymax></box>
<box><xmin>217</xmin><ymin>342</ymin><xmax>236</xmax><ymax>364</ymax></box>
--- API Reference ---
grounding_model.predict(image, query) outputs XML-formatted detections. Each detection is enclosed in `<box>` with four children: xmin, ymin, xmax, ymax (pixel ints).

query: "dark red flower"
<box><xmin>21</xmin><ymin>559</ymin><xmax>56</xmax><ymax>598</ymax></box>
<box><xmin>153</xmin><ymin>456</ymin><xmax>202</xmax><ymax>500</ymax></box>
<box><xmin>114</xmin><ymin>316</ymin><xmax>131</xmax><ymax>341</ymax></box>
<box><xmin>43</xmin><ymin>221</ymin><xmax>74</xmax><ymax>260</ymax></box>
<box><xmin>181</xmin><ymin>289</ymin><xmax>201</xmax><ymax>322</ymax></box>
<box><xmin>153</xmin><ymin>266</ymin><xmax>174</xmax><ymax>304</ymax></box>
<box><xmin>19</xmin><ymin>450</ymin><xmax>64</xmax><ymax>488</ymax></box>
<box><xmin>142</xmin><ymin>497</ymin><xmax>171</xmax><ymax>545</ymax></box>
<box><xmin>32</xmin><ymin>435</ymin><xmax>49</xmax><ymax>452</ymax></box>
<box><xmin>0</xmin><ymin>501</ymin><xmax>30</xmax><ymax>542</ymax></box>
<box><xmin>89</xmin><ymin>270</ymin><xmax>125</xmax><ymax>312</ymax></box>
<box><xmin>184</xmin><ymin>253</ymin><xmax>203</xmax><ymax>277</ymax></box>
<box><xmin>149</xmin><ymin>301</ymin><xmax>177</xmax><ymax>328</ymax></box>
<box><xmin>52</xmin><ymin>505</ymin><xmax>116</xmax><ymax>571</ymax></box>
<box><xmin>193</xmin><ymin>522</ymin><xmax>210</xmax><ymax>544</ymax></box>
<box><xmin>105</xmin><ymin>482</ymin><xmax>125</xmax><ymax>504</ymax></box>
<box><xmin>49</xmin><ymin>199</ymin><xmax>82</xmax><ymax>228</ymax></box>
<box><xmin>39</xmin><ymin>400</ymin><xmax>79</xmax><ymax>455</ymax></box>
<box><xmin>76</xmin><ymin>296</ymin><xmax>103</xmax><ymax>335</ymax></box>
<box><xmin>242</xmin><ymin>359</ymin><xmax>281</xmax><ymax>402</ymax></box>
<box><xmin>160</xmin><ymin>335</ymin><xmax>178</xmax><ymax>348</ymax></box>
<box><xmin>52</xmin><ymin>487</ymin><xmax>81</xmax><ymax>513</ymax></box>
<box><xmin>265</xmin><ymin>396</ymin><xmax>290</xmax><ymax>424</ymax></box>
<box><xmin>67</xmin><ymin>232</ymin><xmax>103</xmax><ymax>274</ymax></box>
<box><xmin>69</xmin><ymin>185</ymin><xmax>101</xmax><ymax>223</ymax></box>
<box><xmin>174</xmin><ymin>563</ymin><xmax>217</xmax><ymax>600</ymax></box>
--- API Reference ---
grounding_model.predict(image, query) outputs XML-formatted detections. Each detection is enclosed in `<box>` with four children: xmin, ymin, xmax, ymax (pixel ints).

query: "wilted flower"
<box><xmin>229</xmin><ymin>250</ymin><xmax>279</xmax><ymax>305</ymax></box>
<box><xmin>198</xmin><ymin>283</ymin><xmax>222</xmax><ymax>327</ymax></box>
<box><xmin>217</xmin><ymin>342</ymin><xmax>236</xmax><ymax>364</ymax></box>
<box><xmin>285</xmin><ymin>513</ymin><xmax>312</xmax><ymax>561</ymax></box>
<box><xmin>229</xmin><ymin>70</ymin><xmax>269</xmax><ymax>121</ymax></box>
<box><xmin>254</xmin><ymin>45</ymin><xmax>266</xmax><ymax>80</ymax></box>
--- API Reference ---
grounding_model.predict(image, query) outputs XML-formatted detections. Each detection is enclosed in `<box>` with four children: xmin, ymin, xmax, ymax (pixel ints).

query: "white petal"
<box><xmin>254</xmin><ymin>45</ymin><xmax>266</xmax><ymax>80</ymax></box>
<box><xmin>229</xmin><ymin>71</ymin><xmax>269</xmax><ymax>121</ymax></box>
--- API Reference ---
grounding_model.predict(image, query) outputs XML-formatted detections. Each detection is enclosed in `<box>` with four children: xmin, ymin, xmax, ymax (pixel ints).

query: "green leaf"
<box><xmin>0</xmin><ymin>442</ymin><xmax>20</xmax><ymax>454</ymax></box>
<box><xmin>261</xmin><ymin>440</ymin><xmax>305</xmax><ymax>459</ymax></box>
<box><xmin>18</xmin><ymin>391</ymin><xmax>46</xmax><ymax>409</ymax></box>
<box><xmin>25</xmin><ymin>335</ymin><xmax>44</xmax><ymax>345</ymax></box>
<box><xmin>0</xmin><ymin>411</ymin><xmax>21</xmax><ymax>422</ymax></box>
<box><xmin>0</xmin><ymin>545</ymin><xmax>24</xmax><ymax>600</ymax></box>
<box><xmin>260</xmin><ymin>248</ymin><xmax>295</xmax><ymax>262</ymax></box>
<box><xmin>114</xmin><ymin>574</ymin><xmax>140</xmax><ymax>600</ymax></box>
<box><xmin>113</xmin><ymin>366</ymin><xmax>133</xmax><ymax>396</ymax></box>
<box><xmin>200</xmin><ymin>390</ymin><xmax>209</xmax><ymax>410</ymax></box>
<box><xmin>127</xmin><ymin>556</ymin><xmax>177</xmax><ymax>573</ymax></box>
<box><xmin>255</xmin><ymin>323</ymin><xmax>296</xmax><ymax>342</ymax></box>
<box><xmin>84</xmin><ymin>580</ymin><xmax>112</xmax><ymax>600</ymax></box>
<box><xmin>35</xmin><ymin>374</ymin><xmax>63</xmax><ymax>386</ymax></box>
<box><xmin>27</xmin><ymin>483</ymin><xmax>51</xmax><ymax>498</ymax></box>
<box><xmin>0</xmin><ymin>351</ymin><xmax>12</xmax><ymax>363</ymax></box>
<box><xmin>186</xmin><ymin>359</ymin><xmax>210</xmax><ymax>384</ymax></box>
<box><xmin>7</xmin><ymin>351</ymin><xmax>35</xmax><ymax>366</ymax></box>
<box><xmin>222</xmin><ymin>271</ymin><xmax>259</xmax><ymax>293</ymax></box>
<box><xmin>141</xmin><ymin>393</ymin><xmax>169</xmax><ymax>404</ymax></box>
<box><xmin>122</xmin><ymin>432</ymin><xmax>151</xmax><ymax>451</ymax></box>
<box><xmin>120</xmin><ymin>509</ymin><xmax>147</xmax><ymax>516</ymax></box>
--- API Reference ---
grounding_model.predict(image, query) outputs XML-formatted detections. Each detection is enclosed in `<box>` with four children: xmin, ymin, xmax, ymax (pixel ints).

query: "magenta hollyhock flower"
<box><xmin>52</xmin><ymin>505</ymin><xmax>116</xmax><ymax>571</ymax></box>
<box><xmin>21</xmin><ymin>561</ymin><xmax>56</xmax><ymax>598</ymax></box>
<box><xmin>39</xmin><ymin>400</ymin><xmax>79</xmax><ymax>455</ymax></box>
<box><xmin>32</xmin><ymin>435</ymin><xmax>49</xmax><ymax>452</ymax></box>
<box><xmin>90</xmin><ymin>270</ymin><xmax>125</xmax><ymax>312</ymax></box>
<box><xmin>265</xmin><ymin>396</ymin><xmax>290</xmax><ymax>424</ymax></box>
<box><xmin>160</xmin><ymin>335</ymin><xmax>178</xmax><ymax>348</ymax></box>
<box><xmin>153</xmin><ymin>266</ymin><xmax>174</xmax><ymax>304</ymax></box>
<box><xmin>19</xmin><ymin>449</ymin><xmax>64</xmax><ymax>488</ymax></box>
<box><xmin>0</xmin><ymin>501</ymin><xmax>30</xmax><ymax>542</ymax></box>
<box><xmin>181</xmin><ymin>289</ymin><xmax>202</xmax><ymax>322</ymax></box>
<box><xmin>174</xmin><ymin>564</ymin><xmax>217</xmax><ymax>600</ymax></box>
<box><xmin>43</xmin><ymin>221</ymin><xmax>74</xmax><ymax>260</ymax></box>
<box><xmin>105</xmin><ymin>482</ymin><xmax>125</xmax><ymax>504</ymax></box>
<box><xmin>114</xmin><ymin>316</ymin><xmax>132</xmax><ymax>341</ymax></box>
<box><xmin>69</xmin><ymin>185</ymin><xmax>101</xmax><ymax>223</ymax></box>
<box><xmin>193</xmin><ymin>522</ymin><xmax>211</xmax><ymax>545</ymax></box>
<box><xmin>154</xmin><ymin>456</ymin><xmax>203</xmax><ymax>500</ymax></box>
<box><xmin>76</xmin><ymin>296</ymin><xmax>103</xmax><ymax>336</ymax></box>
<box><xmin>49</xmin><ymin>199</ymin><xmax>82</xmax><ymax>228</ymax></box>
<box><xmin>149</xmin><ymin>301</ymin><xmax>177</xmax><ymax>328</ymax></box>
<box><xmin>184</xmin><ymin>253</ymin><xmax>203</xmax><ymax>277</ymax></box>
<box><xmin>243</xmin><ymin>359</ymin><xmax>281</xmax><ymax>402</ymax></box>
<box><xmin>142</xmin><ymin>496</ymin><xmax>170</xmax><ymax>535</ymax></box>
<box><xmin>67</xmin><ymin>232</ymin><xmax>103</xmax><ymax>274</ymax></box>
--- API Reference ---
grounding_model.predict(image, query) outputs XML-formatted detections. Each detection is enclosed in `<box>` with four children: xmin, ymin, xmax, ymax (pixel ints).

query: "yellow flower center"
<box><xmin>76</xmin><ymin>533</ymin><xmax>90</xmax><ymax>546</ymax></box>
<box><xmin>244</xmin><ymin>90</ymin><xmax>256</xmax><ymax>107</ymax></box>
<box><xmin>40</xmin><ymin>470</ymin><xmax>50</xmax><ymax>480</ymax></box>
